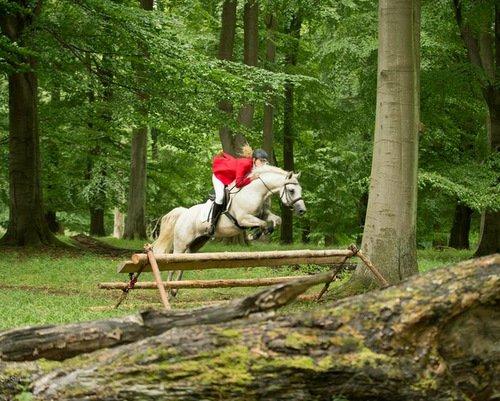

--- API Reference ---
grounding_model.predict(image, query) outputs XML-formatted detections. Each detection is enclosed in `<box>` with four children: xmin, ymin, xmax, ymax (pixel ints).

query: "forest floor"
<box><xmin>0</xmin><ymin>237</ymin><xmax>473</xmax><ymax>330</ymax></box>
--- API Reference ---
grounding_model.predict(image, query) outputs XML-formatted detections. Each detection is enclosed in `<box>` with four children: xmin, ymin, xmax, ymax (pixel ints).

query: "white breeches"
<box><xmin>212</xmin><ymin>174</ymin><xmax>225</xmax><ymax>205</ymax></box>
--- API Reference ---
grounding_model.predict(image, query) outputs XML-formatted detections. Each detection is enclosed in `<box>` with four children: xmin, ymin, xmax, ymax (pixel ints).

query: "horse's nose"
<box><xmin>298</xmin><ymin>208</ymin><xmax>306</xmax><ymax>216</ymax></box>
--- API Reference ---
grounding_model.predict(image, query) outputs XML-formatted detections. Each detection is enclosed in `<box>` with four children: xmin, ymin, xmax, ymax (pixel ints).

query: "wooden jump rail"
<box><xmin>100</xmin><ymin>244</ymin><xmax>388</xmax><ymax>310</ymax></box>
<box><xmin>100</xmin><ymin>276</ymin><xmax>315</xmax><ymax>290</ymax></box>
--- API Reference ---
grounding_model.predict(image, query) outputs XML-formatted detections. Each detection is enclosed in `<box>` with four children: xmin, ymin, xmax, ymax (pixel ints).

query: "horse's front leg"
<box><xmin>264</xmin><ymin>211</ymin><xmax>282</xmax><ymax>231</ymax></box>
<box><xmin>238</xmin><ymin>214</ymin><xmax>268</xmax><ymax>230</ymax></box>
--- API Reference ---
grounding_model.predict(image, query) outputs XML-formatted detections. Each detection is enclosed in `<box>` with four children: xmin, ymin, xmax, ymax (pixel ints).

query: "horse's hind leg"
<box><xmin>169</xmin><ymin>242</ymin><xmax>189</xmax><ymax>297</ymax></box>
<box><xmin>167</xmin><ymin>270</ymin><xmax>184</xmax><ymax>298</ymax></box>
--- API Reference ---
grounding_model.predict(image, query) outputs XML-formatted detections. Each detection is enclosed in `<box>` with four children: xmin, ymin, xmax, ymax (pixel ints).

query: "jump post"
<box><xmin>99</xmin><ymin>244</ymin><xmax>389</xmax><ymax>310</ymax></box>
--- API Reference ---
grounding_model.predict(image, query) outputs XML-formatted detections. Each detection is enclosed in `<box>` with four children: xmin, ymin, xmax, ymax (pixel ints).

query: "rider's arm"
<box><xmin>235</xmin><ymin>159</ymin><xmax>252</xmax><ymax>188</ymax></box>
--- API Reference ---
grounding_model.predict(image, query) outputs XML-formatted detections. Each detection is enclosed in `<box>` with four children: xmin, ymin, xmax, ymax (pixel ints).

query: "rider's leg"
<box><xmin>209</xmin><ymin>174</ymin><xmax>225</xmax><ymax>235</ymax></box>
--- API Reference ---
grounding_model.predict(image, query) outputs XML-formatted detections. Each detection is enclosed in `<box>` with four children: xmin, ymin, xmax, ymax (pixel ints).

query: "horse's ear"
<box><xmin>287</xmin><ymin>171</ymin><xmax>293</xmax><ymax>179</ymax></box>
<box><xmin>294</xmin><ymin>172</ymin><xmax>301</xmax><ymax>179</ymax></box>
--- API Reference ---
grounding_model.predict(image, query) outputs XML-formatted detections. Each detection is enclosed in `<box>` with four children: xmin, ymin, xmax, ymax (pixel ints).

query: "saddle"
<box><xmin>207</xmin><ymin>187</ymin><xmax>244</xmax><ymax>229</ymax></box>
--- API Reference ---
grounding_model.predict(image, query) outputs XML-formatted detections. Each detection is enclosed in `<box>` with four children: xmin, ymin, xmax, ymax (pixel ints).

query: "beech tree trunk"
<box><xmin>124</xmin><ymin>127</ymin><xmax>148</xmax><ymax>239</ymax></box>
<box><xmin>85</xmin><ymin>98</ymin><xmax>106</xmax><ymax>236</ymax></box>
<box><xmin>474</xmin><ymin>4</ymin><xmax>500</xmax><ymax>256</ymax></box>
<box><xmin>90</xmin><ymin>56</ymin><xmax>114</xmax><ymax>237</ymax></box>
<box><xmin>452</xmin><ymin>1</ymin><xmax>500</xmax><ymax>256</ymax></box>
<box><xmin>113</xmin><ymin>208</ymin><xmax>124</xmax><ymax>238</ymax></box>
<box><xmin>217</xmin><ymin>0</ymin><xmax>238</xmax><ymax>155</ymax></box>
<box><xmin>475</xmin><ymin>94</ymin><xmax>500</xmax><ymax>255</ymax></box>
<box><xmin>123</xmin><ymin>0</ymin><xmax>154</xmax><ymax>240</ymax></box>
<box><xmin>235</xmin><ymin>0</ymin><xmax>258</xmax><ymax>151</ymax></box>
<box><xmin>86</xmin><ymin>148</ymin><xmax>106</xmax><ymax>237</ymax></box>
<box><xmin>301</xmin><ymin>218</ymin><xmax>311</xmax><ymax>243</ymax></box>
<box><xmin>281</xmin><ymin>12</ymin><xmax>302</xmax><ymax>244</ymax></box>
<box><xmin>44</xmin><ymin>211</ymin><xmax>60</xmax><ymax>234</ymax></box>
<box><xmin>262</xmin><ymin>14</ymin><xmax>277</xmax><ymax>163</ymax></box>
<box><xmin>449</xmin><ymin>202</ymin><xmax>472</xmax><ymax>249</ymax></box>
<box><xmin>476</xmin><ymin>208</ymin><xmax>500</xmax><ymax>255</ymax></box>
<box><xmin>151</xmin><ymin>127</ymin><xmax>160</xmax><ymax>160</ymax></box>
<box><xmin>1</xmin><ymin>256</ymin><xmax>497</xmax><ymax>401</ymax></box>
<box><xmin>355</xmin><ymin>0</ymin><xmax>420</xmax><ymax>285</ymax></box>
<box><xmin>0</xmin><ymin>3</ymin><xmax>57</xmax><ymax>246</ymax></box>
<box><xmin>90</xmin><ymin>208</ymin><xmax>105</xmax><ymax>237</ymax></box>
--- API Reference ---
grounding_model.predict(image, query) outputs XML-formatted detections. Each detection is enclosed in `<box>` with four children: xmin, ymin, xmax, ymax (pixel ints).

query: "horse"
<box><xmin>152</xmin><ymin>165</ymin><xmax>306</xmax><ymax>287</ymax></box>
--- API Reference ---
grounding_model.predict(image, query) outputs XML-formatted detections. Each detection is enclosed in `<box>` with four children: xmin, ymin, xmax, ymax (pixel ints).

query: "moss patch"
<box><xmin>284</xmin><ymin>331</ymin><xmax>319</xmax><ymax>350</ymax></box>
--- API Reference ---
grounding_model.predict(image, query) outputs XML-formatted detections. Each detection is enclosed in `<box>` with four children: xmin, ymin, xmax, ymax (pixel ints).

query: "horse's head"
<box><xmin>281</xmin><ymin>171</ymin><xmax>306</xmax><ymax>216</ymax></box>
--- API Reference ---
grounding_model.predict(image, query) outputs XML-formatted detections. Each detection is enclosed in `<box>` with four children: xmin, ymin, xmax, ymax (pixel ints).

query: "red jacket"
<box><xmin>212</xmin><ymin>153</ymin><xmax>253</xmax><ymax>188</ymax></box>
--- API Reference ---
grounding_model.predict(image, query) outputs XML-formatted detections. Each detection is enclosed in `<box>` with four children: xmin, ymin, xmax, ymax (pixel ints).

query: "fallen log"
<box><xmin>0</xmin><ymin>255</ymin><xmax>498</xmax><ymax>401</ymax></box>
<box><xmin>69</xmin><ymin>234</ymin><xmax>139</xmax><ymax>256</ymax></box>
<box><xmin>0</xmin><ymin>269</ymin><xmax>342</xmax><ymax>362</ymax></box>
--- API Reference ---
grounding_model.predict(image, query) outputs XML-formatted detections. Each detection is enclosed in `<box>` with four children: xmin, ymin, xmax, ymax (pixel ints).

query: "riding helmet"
<box><xmin>252</xmin><ymin>149</ymin><xmax>269</xmax><ymax>161</ymax></box>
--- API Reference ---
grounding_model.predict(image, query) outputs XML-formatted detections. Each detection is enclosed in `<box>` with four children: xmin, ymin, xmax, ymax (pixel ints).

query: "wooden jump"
<box><xmin>102</xmin><ymin>245</ymin><xmax>388</xmax><ymax>310</ymax></box>
<box><xmin>99</xmin><ymin>276</ymin><xmax>314</xmax><ymax>290</ymax></box>
<box><xmin>118</xmin><ymin>248</ymin><xmax>354</xmax><ymax>273</ymax></box>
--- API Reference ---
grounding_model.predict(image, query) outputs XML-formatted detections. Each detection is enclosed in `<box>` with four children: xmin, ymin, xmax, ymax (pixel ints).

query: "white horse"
<box><xmin>153</xmin><ymin>165</ymin><xmax>306</xmax><ymax>256</ymax></box>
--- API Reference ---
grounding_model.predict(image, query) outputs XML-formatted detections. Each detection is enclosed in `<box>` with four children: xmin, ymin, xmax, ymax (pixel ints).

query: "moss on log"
<box><xmin>0</xmin><ymin>255</ymin><xmax>498</xmax><ymax>401</ymax></box>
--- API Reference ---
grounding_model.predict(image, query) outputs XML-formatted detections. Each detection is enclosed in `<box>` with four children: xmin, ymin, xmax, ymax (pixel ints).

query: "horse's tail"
<box><xmin>152</xmin><ymin>207</ymin><xmax>187</xmax><ymax>254</ymax></box>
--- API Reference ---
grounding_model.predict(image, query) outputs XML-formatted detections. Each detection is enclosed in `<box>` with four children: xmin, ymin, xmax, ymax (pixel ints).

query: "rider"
<box><xmin>209</xmin><ymin>145</ymin><xmax>269</xmax><ymax>235</ymax></box>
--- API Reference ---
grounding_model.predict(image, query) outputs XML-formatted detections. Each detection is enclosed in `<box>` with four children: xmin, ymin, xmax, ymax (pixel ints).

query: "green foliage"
<box><xmin>419</xmin><ymin>160</ymin><xmax>499</xmax><ymax>212</ymax></box>
<box><xmin>0</xmin><ymin>0</ymin><xmax>496</xmax><ymax>246</ymax></box>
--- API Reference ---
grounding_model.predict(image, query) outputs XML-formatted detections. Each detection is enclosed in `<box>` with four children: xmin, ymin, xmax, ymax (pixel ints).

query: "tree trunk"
<box><xmin>1</xmin><ymin>256</ymin><xmax>497</xmax><ymax>401</ymax></box>
<box><xmin>262</xmin><ymin>14</ymin><xmax>277</xmax><ymax>163</ymax></box>
<box><xmin>217</xmin><ymin>0</ymin><xmax>238</xmax><ymax>155</ymax></box>
<box><xmin>475</xmin><ymin>208</ymin><xmax>500</xmax><ymax>255</ymax></box>
<box><xmin>89</xmin><ymin>208</ymin><xmax>105</xmax><ymax>237</ymax></box>
<box><xmin>124</xmin><ymin>127</ymin><xmax>148</xmax><ymax>239</ymax></box>
<box><xmin>44</xmin><ymin>211</ymin><xmax>61</xmax><ymax>234</ymax></box>
<box><xmin>452</xmin><ymin>2</ymin><xmax>500</xmax><ymax>256</ymax></box>
<box><xmin>236</xmin><ymin>0</ymin><xmax>258</xmax><ymax>148</ymax></box>
<box><xmin>354</xmin><ymin>0</ymin><xmax>420</xmax><ymax>285</ymax></box>
<box><xmin>280</xmin><ymin>12</ymin><xmax>302</xmax><ymax>244</ymax></box>
<box><xmin>87</xmin><ymin>157</ymin><xmax>106</xmax><ymax>237</ymax></box>
<box><xmin>123</xmin><ymin>0</ymin><xmax>153</xmax><ymax>240</ymax></box>
<box><xmin>0</xmin><ymin>5</ymin><xmax>57</xmax><ymax>246</ymax></box>
<box><xmin>301</xmin><ymin>218</ymin><xmax>310</xmax><ymax>243</ymax></box>
<box><xmin>151</xmin><ymin>127</ymin><xmax>160</xmax><ymax>160</ymax></box>
<box><xmin>448</xmin><ymin>202</ymin><xmax>472</xmax><ymax>249</ymax></box>
<box><xmin>86</xmin><ymin>147</ymin><xmax>106</xmax><ymax>237</ymax></box>
<box><xmin>475</xmin><ymin>93</ymin><xmax>500</xmax><ymax>255</ymax></box>
<box><xmin>113</xmin><ymin>208</ymin><xmax>124</xmax><ymax>238</ymax></box>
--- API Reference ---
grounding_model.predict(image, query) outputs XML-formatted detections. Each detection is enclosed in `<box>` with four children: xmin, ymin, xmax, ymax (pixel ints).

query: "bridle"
<box><xmin>258</xmin><ymin>176</ymin><xmax>303</xmax><ymax>209</ymax></box>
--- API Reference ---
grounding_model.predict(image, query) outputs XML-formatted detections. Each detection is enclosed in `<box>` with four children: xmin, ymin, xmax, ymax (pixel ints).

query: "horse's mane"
<box><xmin>249</xmin><ymin>164</ymin><xmax>290</xmax><ymax>180</ymax></box>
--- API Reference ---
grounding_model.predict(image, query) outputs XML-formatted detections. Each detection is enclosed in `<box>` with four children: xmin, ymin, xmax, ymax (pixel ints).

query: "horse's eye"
<box><xmin>289</xmin><ymin>188</ymin><xmax>295</xmax><ymax>194</ymax></box>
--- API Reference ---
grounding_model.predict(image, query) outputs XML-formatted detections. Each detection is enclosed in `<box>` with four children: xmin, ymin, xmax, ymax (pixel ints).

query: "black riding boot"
<box><xmin>208</xmin><ymin>202</ymin><xmax>224</xmax><ymax>236</ymax></box>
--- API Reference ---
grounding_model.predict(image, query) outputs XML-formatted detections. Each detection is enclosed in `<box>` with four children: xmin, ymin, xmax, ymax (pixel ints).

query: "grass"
<box><xmin>0</xmin><ymin>237</ymin><xmax>474</xmax><ymax>330</ymax></box>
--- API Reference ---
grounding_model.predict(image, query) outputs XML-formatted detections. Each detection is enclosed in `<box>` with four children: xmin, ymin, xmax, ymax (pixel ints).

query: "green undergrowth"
<box><xmin>0</xmin><ymin>237</ymin><xmax>473</xmax><ymax>329</ymax></box>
